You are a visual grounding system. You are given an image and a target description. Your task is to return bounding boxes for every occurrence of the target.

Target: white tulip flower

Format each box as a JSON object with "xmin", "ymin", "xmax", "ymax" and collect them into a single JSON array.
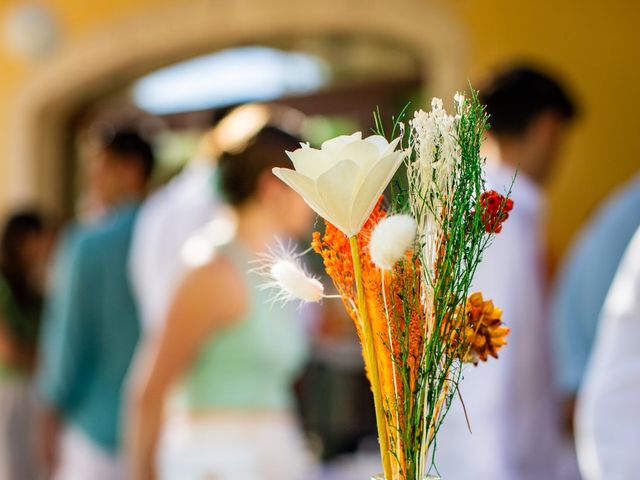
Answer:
[{"xmin": 273, "ymin": 132, "xmax": 405, "ymax": 237}]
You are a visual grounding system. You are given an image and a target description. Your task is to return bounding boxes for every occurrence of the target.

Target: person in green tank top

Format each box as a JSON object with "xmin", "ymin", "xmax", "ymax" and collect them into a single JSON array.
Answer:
[
  {"xmin": 128, "ymin": 125, "xmax": 315, "ymax": 480},
  {"xmin": 0, "ymin": 210, "xmax": 55, "ymax": 479}
]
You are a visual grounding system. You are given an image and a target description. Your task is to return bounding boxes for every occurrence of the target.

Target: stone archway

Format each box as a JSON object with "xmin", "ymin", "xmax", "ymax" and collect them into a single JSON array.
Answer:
[{"xmin": 8, "ymin": 0, "xmax": 468, "ymax": 213}]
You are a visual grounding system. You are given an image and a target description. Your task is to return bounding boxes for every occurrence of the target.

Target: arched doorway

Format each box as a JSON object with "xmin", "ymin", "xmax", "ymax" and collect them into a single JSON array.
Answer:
[{"xmin": 8, "ymin": 0, "xmax": 468, "ymax": 213}]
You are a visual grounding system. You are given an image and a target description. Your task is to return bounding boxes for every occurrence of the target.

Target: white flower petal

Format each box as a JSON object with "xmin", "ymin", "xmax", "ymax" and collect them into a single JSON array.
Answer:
[
  {"xmin": 321, "ymin": 132, "xmax": 362, "ymax": 153},
  {"xmin": 364, "ymin": 135, "xmax": 392, "ymax": 155},
  {"xmin": 384, "ymin": 136, "xmax": 402, "ymax": 156},
  {"xmin": 316, "ymin": 159, "xmax": 360, "ymax": 236},
  {"xmin": 364, "ymin": 135, "xmax": 402, "ymax": 159},
  {"xmin": 350, "ymin": 151, "xmax": 405, "ymax": 234},
  {"xmin": 286, "ymin": 147, "xmax": 333, "ymax": 180},
  {"xmin": 272, "ymin": 168, "xmax": 326, "ymax": 218},
  {"xmin": 338, "ymin": 138, "xmax": 381, "ymax": 170}
]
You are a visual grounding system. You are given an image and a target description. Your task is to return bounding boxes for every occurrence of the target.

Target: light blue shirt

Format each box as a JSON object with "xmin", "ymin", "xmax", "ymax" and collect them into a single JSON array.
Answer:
[
  {"xmin": 38, "ymin": 203, "xmax": 141, "ymax": 452},
  {"xmin": 551, "ymin": 175, "xmax": 640, "ymax": 395}
]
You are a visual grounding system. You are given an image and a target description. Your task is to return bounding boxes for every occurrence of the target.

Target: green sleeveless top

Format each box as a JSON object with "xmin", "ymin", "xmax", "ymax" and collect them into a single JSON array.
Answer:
[{"xmin": 180, "ymin": 242, "xmax": 308, "ymax": 411}]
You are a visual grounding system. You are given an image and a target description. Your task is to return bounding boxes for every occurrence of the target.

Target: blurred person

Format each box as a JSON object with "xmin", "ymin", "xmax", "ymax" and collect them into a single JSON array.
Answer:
[
  {"xmin": 35, "ymin": 137, "xmax": 111, "ymax": 477},
  {"xmin": 551, "ymin": 175, "xmax": 640, "ymax": 436},
  {"xmin": 0, "ymin": 210, "xmax": 54, "ymax": 480},
  {"xmin": 127, "ymin": 131, "xmax": 218, "ymax": 335},
  {"xmin": 129, "ymin": 104, "xmax": 271, "ymax": 334},
  {"xmin": 127, "ymin": 126, "xmax": 313, "ymax": 480},
  {"xmin": 575, "ymin": 224, "xmax": 640, "ymax": 480},
  {"xmin": 37, "ymin": 129, "xmax": 155, "ymax": 480},
  {"xmin": 436, "ymin": 66, "xmax": 578, "ymax": 480}
]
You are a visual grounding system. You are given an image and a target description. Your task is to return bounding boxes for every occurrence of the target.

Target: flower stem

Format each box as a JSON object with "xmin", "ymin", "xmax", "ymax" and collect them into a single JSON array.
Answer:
[{"xmin": 350, "ymin": 235, "xmax": 393, "ymax": 480}]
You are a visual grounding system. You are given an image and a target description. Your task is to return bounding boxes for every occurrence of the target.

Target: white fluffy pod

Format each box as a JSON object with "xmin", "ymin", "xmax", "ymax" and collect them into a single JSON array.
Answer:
[
  {"xmin": 269, "ymin": 259, "xmax": 324, "ymax": 303},
  {"xmin": 369, "ymin": 214, "xmax": 417, "ymax": 270},
  {"xmin": 253, "ymin": 240, "xmax": 325, "ymax": 305}
]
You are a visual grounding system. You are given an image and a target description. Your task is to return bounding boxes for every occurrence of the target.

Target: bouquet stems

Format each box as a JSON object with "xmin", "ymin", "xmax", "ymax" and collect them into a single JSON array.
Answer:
[{"xmin": 349, "ymin": 236, "xmax": 393, "ymax": 480}]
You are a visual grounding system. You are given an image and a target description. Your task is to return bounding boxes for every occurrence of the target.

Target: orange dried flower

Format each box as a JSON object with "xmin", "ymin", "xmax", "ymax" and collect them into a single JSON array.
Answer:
[
  {"xmin": 457, "ymin": 292, "xmax": 509, "ymax": 364},
  {"xmin": 312, "ymin": 198, "xmax": 387, "ymax": 327},
  {"xmin": 312, "ymin": 198, "xmax": 426, "ymax": 477}
]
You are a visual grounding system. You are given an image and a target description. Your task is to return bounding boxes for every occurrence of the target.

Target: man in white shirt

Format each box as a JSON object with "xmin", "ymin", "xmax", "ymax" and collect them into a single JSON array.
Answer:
[
  {"xmin": 576, "ymin": 225, "xmax": 640, "ymax": 480},
  {"xmin": 436, "ymin": 66, "xmax": 578, "ymax": 480}
]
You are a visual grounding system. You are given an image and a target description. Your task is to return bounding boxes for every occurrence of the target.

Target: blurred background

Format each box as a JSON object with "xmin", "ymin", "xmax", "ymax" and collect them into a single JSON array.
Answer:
[
  {"xmin": 0, "ymin": 1, "xmax": 639, "ymax": 479},
  {"xmin": 0, "ymin": 0, "xmax": 638, "ymax": 268}
]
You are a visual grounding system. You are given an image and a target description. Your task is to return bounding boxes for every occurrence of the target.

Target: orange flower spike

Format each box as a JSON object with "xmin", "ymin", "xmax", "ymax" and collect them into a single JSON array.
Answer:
[
  {"xmin": 311, "ymin": 198, "xmax": 429, "ymax": 477},
  {"xmin": 310, "ymin": 198, "xmax": 389, "ymax": 350}
]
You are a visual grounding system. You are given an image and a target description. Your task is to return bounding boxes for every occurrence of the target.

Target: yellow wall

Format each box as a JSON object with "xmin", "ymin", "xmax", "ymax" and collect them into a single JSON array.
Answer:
[
  {"xmin": 456, "ymin": 0, "xmax": 640, "ymax": 268},
  {"xmin": 1, "ymin": 0, "xmax": 639, "ymax": 267}
]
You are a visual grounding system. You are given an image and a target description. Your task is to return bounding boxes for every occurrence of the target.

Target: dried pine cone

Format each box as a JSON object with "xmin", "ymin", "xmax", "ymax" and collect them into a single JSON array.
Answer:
[{"xmin": 460, "ymin": 292, "xmax": 509, "ymax": 365}]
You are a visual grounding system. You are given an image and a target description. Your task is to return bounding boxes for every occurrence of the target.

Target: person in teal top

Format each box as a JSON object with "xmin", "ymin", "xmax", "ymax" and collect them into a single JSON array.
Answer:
[
  {"xmin": 0, "ymin": 210, "xmax": 54, "ymax": 480},
  {"xmin": 39, "ymin": 205, "xmax": 141, "ymax": 445},
  {"xmin": 37, "ymin": 129, "xmax": 155, "ymax": 480},
  {"xmin": 128, "ymin": 125, "xmax": 314, "ymax": 480}
]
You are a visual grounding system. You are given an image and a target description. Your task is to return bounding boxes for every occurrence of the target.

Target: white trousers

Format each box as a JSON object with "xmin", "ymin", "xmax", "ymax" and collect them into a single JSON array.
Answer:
[
  {"xmin": 158, "ymin": 412, "xmax": 311, "ymax": 480},
  {"xmin": 0, "ymin": 381, "xmax": 39, "ymax": 480},
  {"xmin": 53, "ymin": 427, "xmax": 122, "ymax": 480}
]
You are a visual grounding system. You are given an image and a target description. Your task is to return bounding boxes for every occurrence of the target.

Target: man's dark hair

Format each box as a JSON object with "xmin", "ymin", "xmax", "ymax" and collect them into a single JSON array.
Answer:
[
  {"xmin": 100, "ymin": 129, "xmax": 155, "ymax": 180},
  {"xmin": 480, "ymin": 66, "xmax": 578, "ymax": 136},
  {"xmin": 218, "ymin": 125, "xmax": 301, "ymax": 206}
]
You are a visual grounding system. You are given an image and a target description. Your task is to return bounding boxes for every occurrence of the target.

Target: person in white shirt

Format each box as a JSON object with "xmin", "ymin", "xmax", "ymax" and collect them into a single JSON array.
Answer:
[
  {"xmin": 128, "ymin": 156, "xmax": 218, "ymax": 334},
  {"xmin": 575, "ymin": 224, "xmax": 640, "ymax": 480},
  {"xmin": 128, "ymin": 104, "xmax": 273, "ymax": 333},
  {"xmin": 436, "ymin": 66, "xmax": 578, "ymax": 480}
]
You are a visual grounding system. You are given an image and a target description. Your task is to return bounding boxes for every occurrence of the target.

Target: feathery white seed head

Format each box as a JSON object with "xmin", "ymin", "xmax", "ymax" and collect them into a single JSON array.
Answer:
[
  {"xmin": 269, "ymin": 259, "xmax": 324, "ymax": 303},
  {"xmin": 252, "ymin": 239, "xmax": 325, "ymax": 305},
  {"xmin": 370, "ymin": 214, "xmax": 417, "ymax": 270}
]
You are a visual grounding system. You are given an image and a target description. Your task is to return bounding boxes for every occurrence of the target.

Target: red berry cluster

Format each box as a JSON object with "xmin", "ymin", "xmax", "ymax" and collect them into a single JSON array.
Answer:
[{"xmin": 477, "ymin": 190, "xmax": 514, "ymax": 233}]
